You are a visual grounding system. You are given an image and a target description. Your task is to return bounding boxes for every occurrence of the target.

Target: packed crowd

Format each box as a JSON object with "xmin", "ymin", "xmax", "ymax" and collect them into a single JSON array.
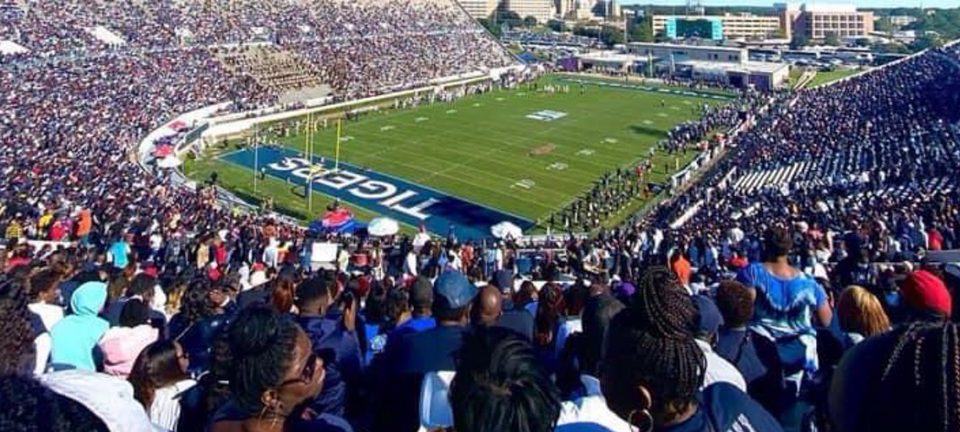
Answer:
[
  {"xmin": 0, "ymin": 0, "xmax": 515, "ymax": 100},
  {"xmin": 635, "ymin": 45, "xmax": 960, "ymax": 272},
  {"xmin": 3, "ymin": 218, "xmax": 960, "ymax": 432}
]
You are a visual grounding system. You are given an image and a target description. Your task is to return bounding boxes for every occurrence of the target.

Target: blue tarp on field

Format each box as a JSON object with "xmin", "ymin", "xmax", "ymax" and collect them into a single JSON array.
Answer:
[{"xmin": 219, "ymin": 146, "xmax": 535, "ymax": 240}]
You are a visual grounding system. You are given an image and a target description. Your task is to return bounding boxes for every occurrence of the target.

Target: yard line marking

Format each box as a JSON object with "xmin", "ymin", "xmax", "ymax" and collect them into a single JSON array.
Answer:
[
  {"xmin": 604, "ymin": 138, "xmax": 619, "ymax": 144},
  {"xmin": 446, "ymin": 109, "xmax": 457, "ymax": 114},
  {"xmin": 415, "ymin": 117, "xmax": 429, "ymax": 123}
]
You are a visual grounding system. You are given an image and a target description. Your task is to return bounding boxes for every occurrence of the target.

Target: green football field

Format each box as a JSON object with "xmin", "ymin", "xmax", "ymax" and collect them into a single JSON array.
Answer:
[{"xmin": 189, "ymin": 75, "xmax": 732, "ymax": 230}]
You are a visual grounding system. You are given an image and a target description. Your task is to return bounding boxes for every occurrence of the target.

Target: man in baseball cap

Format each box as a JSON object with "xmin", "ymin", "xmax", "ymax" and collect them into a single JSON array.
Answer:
[{"xmin": 374, "ymin": 271, "xmax": 478, "ymax": 431}]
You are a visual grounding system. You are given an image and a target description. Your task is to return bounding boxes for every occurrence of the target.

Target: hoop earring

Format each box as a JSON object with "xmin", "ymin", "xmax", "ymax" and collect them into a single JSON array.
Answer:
[{"xmin": 627, "ymin": 409, "xmax": 654, "ymax": 432}]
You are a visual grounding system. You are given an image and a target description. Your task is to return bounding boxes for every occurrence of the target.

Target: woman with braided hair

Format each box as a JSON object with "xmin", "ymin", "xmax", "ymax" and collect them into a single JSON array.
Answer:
[
  {"xmin": 830, "ymin": 320, "xmax": 960, "ymax": 432},
  {"xmin": 601, "ymin": 266, "xmax": 782, "ymax": 432}
]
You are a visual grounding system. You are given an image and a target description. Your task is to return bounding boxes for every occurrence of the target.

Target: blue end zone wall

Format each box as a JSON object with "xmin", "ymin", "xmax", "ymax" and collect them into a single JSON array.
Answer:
[{"xmin": 219, "ymin": 146, "xmax": 535, "ymax": 240}]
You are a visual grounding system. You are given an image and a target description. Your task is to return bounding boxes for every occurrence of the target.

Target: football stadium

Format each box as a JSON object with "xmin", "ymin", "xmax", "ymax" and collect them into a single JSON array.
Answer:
[
  {"xmin": 186, "ymin": 76, "xmax": 735, "ymax": 238},
  {"xmin": 2, "ymin": 0, "xmax": 960, "ymax": 432}
]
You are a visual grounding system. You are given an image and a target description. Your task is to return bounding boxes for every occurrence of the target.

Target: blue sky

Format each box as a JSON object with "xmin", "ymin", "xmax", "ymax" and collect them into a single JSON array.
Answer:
[{"xmin": 621, "ymin": 0, "xmax": 950, "ymax": 8}]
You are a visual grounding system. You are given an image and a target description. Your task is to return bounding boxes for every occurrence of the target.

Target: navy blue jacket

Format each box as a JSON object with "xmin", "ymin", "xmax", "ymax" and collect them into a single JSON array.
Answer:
[
  {"xmin": 372, "ymin": 324, "xmax": 470, "ymax": 432},
  {"xmin": 295, "ymin": 314, "xmax": 363, "ymax": 417}
]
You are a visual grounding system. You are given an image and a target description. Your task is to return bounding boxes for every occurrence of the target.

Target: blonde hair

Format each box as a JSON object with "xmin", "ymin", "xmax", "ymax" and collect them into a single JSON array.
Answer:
[{"xmin": 837, "ymin": 285, "xmax": 891, "ymax": 338}]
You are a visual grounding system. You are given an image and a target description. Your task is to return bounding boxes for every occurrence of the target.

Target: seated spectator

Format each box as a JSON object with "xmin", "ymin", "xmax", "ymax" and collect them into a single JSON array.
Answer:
[
  {"xmin": 601, "ymin": 266, "xmax": 783, "ymax": 432},
  {"xmin": 128, "ymin": 340, "xmax": 199, "ymax": 431},
  {"xmin": 99, "ymin": 299, "xmax": 160, "ymax": 377},
  {"xmin": 50, "ymin": 281, "xmax": 109, "ymax": 371},
  {"xmin": 449, "ymin": 326, "xmax": 561, "ymax": 432}
]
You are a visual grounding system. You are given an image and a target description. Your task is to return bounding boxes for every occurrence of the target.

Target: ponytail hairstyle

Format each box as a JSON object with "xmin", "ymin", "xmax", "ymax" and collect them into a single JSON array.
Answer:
[{"xmin": 128, "ymin": 341, "xmax": 187, "ymax": 410}]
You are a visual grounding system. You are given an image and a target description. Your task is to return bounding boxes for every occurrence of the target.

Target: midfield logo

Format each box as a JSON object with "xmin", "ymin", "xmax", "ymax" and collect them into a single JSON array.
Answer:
[{"xmin": 526, "ymin": 110, "xmax": 568, "ymax": 122}]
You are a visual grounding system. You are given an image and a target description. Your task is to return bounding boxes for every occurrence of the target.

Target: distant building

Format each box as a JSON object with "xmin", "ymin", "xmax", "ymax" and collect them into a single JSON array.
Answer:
[
  {"xmin": 777, "ymin": 3, "xmax": 874, "ymax": 41},
  {"xmin": 626, "ymin": 42, "xmax": 749, "ymax": 63},
  {"xmin": 575, "ymin": 44, "xmax": 789, "ymax": 90},
  {"xmin": 503, "ymin": 0, "xmax": 555, "ymax": 23},
  {"xmin": 885, "ymin": 15, "xmax": 917, "ymax": 28},
  {"xmin": 460, "ymin": 0, "xmax": 500, "ymax": 19},
  {"xmin": 653, "ymin": 13, "xmax": 782, "ymax": 40}
]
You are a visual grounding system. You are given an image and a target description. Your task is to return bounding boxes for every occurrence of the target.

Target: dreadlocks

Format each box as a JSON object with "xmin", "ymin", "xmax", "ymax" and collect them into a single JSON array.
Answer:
[{"xmin": 602, "ymin": 266, "xmax": 705, "ymax": 426}]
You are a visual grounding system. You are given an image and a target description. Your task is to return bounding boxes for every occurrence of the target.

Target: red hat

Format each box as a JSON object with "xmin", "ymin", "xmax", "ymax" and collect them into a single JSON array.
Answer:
[
  {"xmin": 142, "ymin": 265, "xmax": 159, "ymax": 278},
  {"xmin": 901, "ymin": 270, "xmax": 952, "ymax": 318}
]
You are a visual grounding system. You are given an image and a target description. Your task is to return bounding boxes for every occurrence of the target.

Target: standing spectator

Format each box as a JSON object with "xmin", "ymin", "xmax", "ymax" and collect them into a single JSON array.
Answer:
[
  {"xmin": 829, "ymin": 321, "xmax": 960, "ymax": 432},
  {"xmin": 738, "ymin": 227, "xmax": 832, "ymax": 379},
  {"xmin": 690, "ymin": 294, "xmax": 747, "ymax": 391},
  {"xmin": 294, "ymin": 276, "xmax": 362, "ymax": 417},
  {"xmin": 374, "ymin": 271, "xmax": 477, "ymax": 432},
  {"xmin": 129, "ymin": 340, "xmax": 199, "ymax": 431},
  {"xmin": 449, "ymin": 326, "xmax": 561, "ymax": 432},
  {"xmin": 601, "ymin": 266, "xmax": 783, "ymax": 432},
  {"xmin": 28, "ymin": 269, "xmax": 65, "ymax": 332},
  {"xmin": 99, "ymin": 299, "xmax": 160, "ymax": 378},
  {"xmin": 836, "ymin": 286, "xmax": 891, "ymax": 345},
  {"xmin": 50, "ymin": 281, "xmax": 109, "ymax": 371},
  {"xmin": 210, "ymin": 306, "xmax": 350, "ymax": 432}
]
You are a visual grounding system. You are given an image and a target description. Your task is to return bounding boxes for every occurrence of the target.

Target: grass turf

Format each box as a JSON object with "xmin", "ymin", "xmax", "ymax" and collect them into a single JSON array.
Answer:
[
  {"xmin": 193, "ymin": 75, "xmax": 726, "ymax": 231},
  {"xmin": 809, "ymin": 68, "xmax": 860, "ymax": 88}
]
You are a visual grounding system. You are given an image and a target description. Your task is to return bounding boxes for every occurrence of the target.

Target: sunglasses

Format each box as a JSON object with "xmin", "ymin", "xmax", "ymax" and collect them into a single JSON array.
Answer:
[{"xmin": 279, "ymin": 352, "xmax": 319, "ymax": 387}]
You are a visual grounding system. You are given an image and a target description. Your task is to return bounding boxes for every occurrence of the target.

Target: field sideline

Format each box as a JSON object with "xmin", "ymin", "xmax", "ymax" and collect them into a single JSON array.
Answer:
[{"xmin": 188, "ymin": 75, "xmax": 730, "ymax": 236}]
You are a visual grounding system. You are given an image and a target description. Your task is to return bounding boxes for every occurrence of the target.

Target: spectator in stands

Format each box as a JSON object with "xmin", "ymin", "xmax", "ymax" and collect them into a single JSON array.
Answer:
[
  {"xmin": 50, "ymin": 281, "xmax": 109, "ymax": 371},
  {"xmin": 899, "ymin": 269, "xmax": 953, "ymax": 321},
  {"xmin": 601, "ymin": 266, "xmax": 783, "ymax": 432},
  {"xmin": 0, "ymin": 274, "xmax": 39, "ymax": 375},
  {"xmin": 28, "ymin": 269, "xmax": 65, "ymax": 333},
  {"xmin": 393, "ymin": 277, "xmax": 436, "ymax": 334},
  {"xmin": 580, "ymin": 292, "xmax": 624, "ymax": 376},
  {"xmin": 714, "ymin": 280, "xmax": 769, "ymax": 387},
  {"xmin": 690, "ymin": 294, "xmax": 747, "ymax": 391},
  {"xmin": 830, "ymin": 321, "xmax": 960, "ymax": 432},
  {"xmin": 374, "ymin": 271, "xmax": 477, "ymax": 432},
  {"xmin": 99, "ymin": 299, "xmax": 160, "ymax": 378},
  {"xmin": 737, "ymin": 227, "xmax": 832, "ymax": 380},
  {"xmin": 211, "ymin": 306, "xmax": 350, "ymax": 432},
  {"xmin": 449, "ymin": 326, "xmax": 562, "ymax": 432},
  {"xmin": 836, "ymin": 286, "xmax": 891, "ymax": 345},
  {"xmin": 490, "ymin": 270, "xmax": 534, "ymax": 340},
  {"xmin": 471, "ymin": 284, "xmax": 503, "ymax": 327},
  {"xmin": 294, "ymin": 276, "xmax": 362, "ymax": 417},
  {"xmin": 128, "ymin": 340, "xmax": 199, "ymax": 431}
]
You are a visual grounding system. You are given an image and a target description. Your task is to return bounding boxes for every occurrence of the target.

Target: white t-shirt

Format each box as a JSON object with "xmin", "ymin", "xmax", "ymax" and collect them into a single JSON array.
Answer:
[
  {"xmin": 28, "ymin": 302, "xmax": 64, "ymax": 332},
  {"xmin": 696, "ymin": 339, "xmax": 747, "ymax": 392},
  {"xmin": 149, "ymin": 379, "xmax": 197, "ymax": 431}
]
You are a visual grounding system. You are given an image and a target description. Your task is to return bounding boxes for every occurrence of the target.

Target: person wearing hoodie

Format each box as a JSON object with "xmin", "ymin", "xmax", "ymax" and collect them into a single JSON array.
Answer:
[
  {"xmin": 99, "ymin": 299, "xmax": 160, "ymax": 378},
  {"xmin": 294, "ymin": 276, "xmax": 362, "ymax": 417},
  {"xmin": 50, "ymin": 281, "xmax": 109, "ymax": 371}
]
